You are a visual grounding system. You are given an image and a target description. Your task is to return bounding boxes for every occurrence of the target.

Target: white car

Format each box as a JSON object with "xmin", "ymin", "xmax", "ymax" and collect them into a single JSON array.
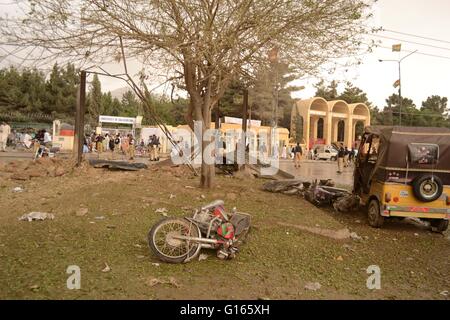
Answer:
[{"xmin": 313, "ymin": 145, "xmax": 338, "ymax": 161}]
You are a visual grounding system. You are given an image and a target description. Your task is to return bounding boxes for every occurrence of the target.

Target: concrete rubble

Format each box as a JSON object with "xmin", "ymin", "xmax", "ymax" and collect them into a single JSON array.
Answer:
[{"xmin": 0, "ymin": 157, "xmax": 72, "ymax": 181}]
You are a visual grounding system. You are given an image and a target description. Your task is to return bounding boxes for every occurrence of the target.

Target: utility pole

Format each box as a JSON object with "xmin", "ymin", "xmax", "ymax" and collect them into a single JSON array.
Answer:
[
  {"xmin": 74, "ymin": 71, "xmax": 86, "ymax": 166},
  {"xmin": 379, "ymin": 49, "xmax": 417, "ymax": 126}
]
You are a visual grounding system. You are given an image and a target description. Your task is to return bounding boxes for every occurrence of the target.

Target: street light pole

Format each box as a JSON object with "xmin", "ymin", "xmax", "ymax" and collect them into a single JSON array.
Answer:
[{"xmin": 379, "ymin": 49, "xmax": 417, "ymax": 126}]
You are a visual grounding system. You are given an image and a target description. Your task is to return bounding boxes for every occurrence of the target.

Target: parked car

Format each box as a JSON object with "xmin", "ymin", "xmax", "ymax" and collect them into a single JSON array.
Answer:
[{"xmin": 312, "ymin": 144, "xmax": 338, "ymax": 161}]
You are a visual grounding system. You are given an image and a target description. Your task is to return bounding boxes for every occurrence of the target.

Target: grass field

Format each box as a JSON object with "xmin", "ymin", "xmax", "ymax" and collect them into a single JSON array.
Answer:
[{"xmin": 0, "ymin": 161, "xmax": 449, "ymax": 299}]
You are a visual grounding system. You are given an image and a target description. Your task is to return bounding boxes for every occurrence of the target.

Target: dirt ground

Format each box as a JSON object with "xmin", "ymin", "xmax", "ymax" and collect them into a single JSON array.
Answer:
[{"xmin": 0, "ymin": 158, "xmax": 449, "ymax": 300}]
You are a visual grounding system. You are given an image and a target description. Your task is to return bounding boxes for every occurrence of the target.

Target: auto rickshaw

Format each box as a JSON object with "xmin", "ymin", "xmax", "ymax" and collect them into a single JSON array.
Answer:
[{"xmin": 354, "ymin": 126, "xmax": 450, "ymax": 232}]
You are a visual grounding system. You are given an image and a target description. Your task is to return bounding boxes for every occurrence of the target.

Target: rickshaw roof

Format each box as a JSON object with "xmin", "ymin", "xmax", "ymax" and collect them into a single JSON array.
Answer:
[{"xmin": 364, "ymin": 126, "xmax": 450, "ymax": 170}]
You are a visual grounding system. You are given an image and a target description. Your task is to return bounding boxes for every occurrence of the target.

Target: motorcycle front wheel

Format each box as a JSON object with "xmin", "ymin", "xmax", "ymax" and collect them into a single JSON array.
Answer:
[{"xmin": 148, "ymin": 218, "xmax": 201, "ymax": 263}]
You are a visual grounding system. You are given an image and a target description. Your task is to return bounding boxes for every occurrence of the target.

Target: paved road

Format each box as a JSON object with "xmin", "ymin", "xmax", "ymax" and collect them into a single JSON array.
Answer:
[
  {"xmin": 1, "ymin": 149, "xmax": 354, "ymax": 186},
  {"xmin": 278, "ymin": 159, "xmax": 354, "ymax": 187}
]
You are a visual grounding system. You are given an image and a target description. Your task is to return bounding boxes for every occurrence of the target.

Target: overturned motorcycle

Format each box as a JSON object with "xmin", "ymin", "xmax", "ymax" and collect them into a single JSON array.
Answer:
[{"xmin": 148, "ymin": 200, "xmax": 251, "ymax": 263}]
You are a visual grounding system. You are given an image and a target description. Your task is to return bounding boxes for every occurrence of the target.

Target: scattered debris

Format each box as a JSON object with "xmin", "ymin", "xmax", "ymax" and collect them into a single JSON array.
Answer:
[
  {"xmin": 185, "ymin": 186, "xmax": 195, "ymax": 189},
  {"xmin": 343, "ymin": 244, "xmax": 354, "ymax": 252},
  {"xmin": 89, "ymin": 159, "xmax": 148, "ymax": 171},
  {"xmin": 76, "ymin": 208, "xmax": 89, "ymax": 217},
  {"xmin": 304, "ymin": 282, "xmax": 321, "ymax": 291},
  {"xmin": 200, "ymin": 194, "xmax": 206, "ymax": 199},
  {"xmin": 277, "ymin": 222, "xmax": 351, "ymax": 240},
  {"xmin": 198, "ymin": 253, "xmax": 209, "ymax": 261},
  {"xmin": 29, "ymin": 285, "xmax": 40, "ymax": 291},
  {"xmin": 169, "ymin": 194, "xmax": 176, "ymax": 199},
  {"xmin": 151, "ymin": 263, "xmax": 160, "ymax": 267},
  {"xmin": 350, "ymin": 232, "xmax": 362, "ymax": 241},
  {"xmin": 263, "ymin": 180, "xmax": 304, "ymax": 193},
  {"xmin": 12, "ymin": 186, "xmax": 23, "ymax": 193},
  {"xmin": 333, "ymin": 195, "xmax": 361, "ymax": 213},
  {"xmin": 146, "ymin": 276, "xmax": 181, "ymax": 288},
  {"xmin": 155, "ymin": 208, "xmax": 168, "ymax": 216},
  {"xmin": 440, "ymin": 290, "xmax": 448, "ymax": 296},
  {"xmin": 136, "ymin": 255, "xmax": 145, "ymax": 259},
  {"xmin": 335, "ymin": 255, "xmax": 344, "ymax": 261},
  {"xmin": 19, "ymin": 212, "xmax": 55, "ymax": 222},
  {"xmin": 414, "ymin": 233, "xmax": 419, "ymax": 236},
  {"xmin": 95, "ymin": 216, "xmax": 105, "ymax": 220},
  {"xmin": 101, "ymin": 263, "xmax": 111, "ymax": 273},
  {"xmin": 133, "ymin": 244, "xmax": 143, "ymax": 248},
  {"xmin": 232, "ymin": 165, "xmax": 258, "ymax": 179}
]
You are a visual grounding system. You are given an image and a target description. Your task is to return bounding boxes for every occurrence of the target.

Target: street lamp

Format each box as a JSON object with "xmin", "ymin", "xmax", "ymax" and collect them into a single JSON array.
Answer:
[{"xmin": 379, "ymin": 49, "xmax": 418, "ymax": 126}]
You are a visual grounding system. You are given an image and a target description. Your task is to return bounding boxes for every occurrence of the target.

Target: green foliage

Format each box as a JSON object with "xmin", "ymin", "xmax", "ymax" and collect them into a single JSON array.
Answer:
[
  {"xmin": 0, "ymin": 64, "xmax": 189, "ymax": 126},
  {"xmin": 314, "ymin": 80, "xmax": 449, "ymax": 128}
]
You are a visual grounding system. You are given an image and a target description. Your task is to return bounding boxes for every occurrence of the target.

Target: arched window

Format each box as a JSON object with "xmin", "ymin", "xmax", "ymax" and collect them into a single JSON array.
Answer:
[
  {"xmin": 337, "ymin": 120, "xmax": 345, "ymax": 142},
  {"xmin": 317, "ymin": 118, "xmax": 324, "ymax": 139}
]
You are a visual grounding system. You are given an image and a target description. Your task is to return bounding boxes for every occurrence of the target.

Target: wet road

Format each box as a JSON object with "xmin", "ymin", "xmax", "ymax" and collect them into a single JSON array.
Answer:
[{"xmin": 278, "ymin": 159, "xmax": 354, "ymax": 187}]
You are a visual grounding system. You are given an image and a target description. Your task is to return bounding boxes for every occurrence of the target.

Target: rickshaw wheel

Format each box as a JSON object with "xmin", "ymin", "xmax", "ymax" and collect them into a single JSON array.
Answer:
[
  {"xmin": 368, "ymin": 199, "xmax": 384, "ymax": 228},
  {"xmin": 430, "ymin": 219, "xmax": 449, "ymax": 233}
]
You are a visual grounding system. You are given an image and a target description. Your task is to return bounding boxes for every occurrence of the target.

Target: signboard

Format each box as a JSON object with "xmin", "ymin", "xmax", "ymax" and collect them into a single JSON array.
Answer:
[
  {"xmin": 224, "ymin": 116, "xmax": 261, "ymax": 127},
  {"xmin": 99, "ymin": 115, "xmax": 136, "ymax": 125}
]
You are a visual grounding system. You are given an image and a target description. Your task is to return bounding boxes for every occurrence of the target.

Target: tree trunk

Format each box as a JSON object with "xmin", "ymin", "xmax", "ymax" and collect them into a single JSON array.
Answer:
[{"xmin": 200, "ymin": 104, "xmax": 214, "ymax": 189}]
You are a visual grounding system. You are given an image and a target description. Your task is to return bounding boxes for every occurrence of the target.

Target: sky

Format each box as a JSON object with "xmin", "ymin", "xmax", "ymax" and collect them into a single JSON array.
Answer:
[
  {"xmin": 290, "ymin": 0, "xmax": 450, "ymax": 109},
  {"xmin": 2, "ymin": 0, "xmax": 450, "ymax": 110}
]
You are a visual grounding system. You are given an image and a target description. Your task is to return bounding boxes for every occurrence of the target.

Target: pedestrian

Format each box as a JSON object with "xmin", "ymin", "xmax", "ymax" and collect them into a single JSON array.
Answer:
[
  {"xmin": 349, "ymin": 147, "xmax": 356, "ymax": 164},
  {"xmin": 114, "ymin": 134, "xmax": 121, "ymax": 156},
  {"xmin": 23, "ymin": 131, "xmax": 32, "ymax": 149},
  {"xmin": 293, "ymin": 142, "xmax": 303, "ymax": 168},
  {"xmin": 128, "ymin": 134, "xmax": 135, "ymax": 160},
  {"xmin": 121, "ymin": 134, "xmax": 129, "ymax": 156},
  {"xmin": 281, "ymin": 145, "xmax": 287, "ymax": 159},
  {"xmin": 259, "ymin": 142, "xmax": 267, "ymax": 163},
  {"xmin": 104, "ymin": 133, "xmax": 110, "ymax": 151},
  {"xmin": 344, "ymin": 147, "xmax": 349, "ymax": 167},
  {"xmin": 337, "ymin": 144, "xmax": 345, "ymax": 174},
  {"xmin": 0, "ymin": 121, "xmax": 11, "ymax": 152},
  {"xmin": 95, "ymin": 133, "xmax": 104, "ymax": 153},
  {"xmin": 90, "ymin": 132, "xmax": 96, "ymax": 152},
  {"xmin": 149, "ymin": 134, "xmax": 160, "ymax": 161},
  {"xmin": 108, "ymin": 135, "xmax": 115, "ymax": 154}
]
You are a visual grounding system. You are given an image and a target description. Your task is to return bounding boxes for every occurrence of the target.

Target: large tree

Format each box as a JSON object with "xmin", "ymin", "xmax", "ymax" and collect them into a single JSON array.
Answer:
[{"xmin": 1, "ymin": 0, "xmax": 374, "ymax": 188}]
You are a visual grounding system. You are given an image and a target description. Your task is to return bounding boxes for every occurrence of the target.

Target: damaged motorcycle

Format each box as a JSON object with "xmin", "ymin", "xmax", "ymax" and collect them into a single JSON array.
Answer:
[{"xmin": 148, "ymin": 200, "xmax": 251, "ymax": 263}]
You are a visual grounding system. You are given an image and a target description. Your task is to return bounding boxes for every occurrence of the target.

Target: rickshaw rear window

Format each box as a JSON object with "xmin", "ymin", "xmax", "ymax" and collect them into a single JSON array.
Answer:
[{"xmin": 408, "ymin": 143, "xmax": 439, "ymax": 165}]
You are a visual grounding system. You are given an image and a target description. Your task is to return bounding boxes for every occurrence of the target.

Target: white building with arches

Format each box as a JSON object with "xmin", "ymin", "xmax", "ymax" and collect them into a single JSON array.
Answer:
[{"xmin": 291, "ymin": 97, "xmax": 371, "ymax": 150}]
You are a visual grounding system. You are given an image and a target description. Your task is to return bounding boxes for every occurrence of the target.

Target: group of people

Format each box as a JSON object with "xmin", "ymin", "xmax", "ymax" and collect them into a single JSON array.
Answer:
[
  {"xmin": 83, "ymin": 132, "xmax": 161, "ymax": 161},
  {"xmin": 0, "ymin": 121, "xmax": 52, "ymax": 153},
  {"xmin": 337, "ymin": 145, "xmax": 356, "ymax": 174}
]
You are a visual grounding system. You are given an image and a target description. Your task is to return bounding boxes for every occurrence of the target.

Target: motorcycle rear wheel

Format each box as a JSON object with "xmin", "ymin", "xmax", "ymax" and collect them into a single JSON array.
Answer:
[{"xmin": 148, "ymin": 218, "xmax": 201, "ymax": 263}]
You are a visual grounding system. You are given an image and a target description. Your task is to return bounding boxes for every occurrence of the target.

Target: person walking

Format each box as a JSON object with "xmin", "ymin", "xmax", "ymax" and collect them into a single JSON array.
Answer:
[
  {"xmin": 293, "ymin": 142, "xmax": 303, "ymax": 168},
  {"xmin": 114, "ymin": 134, "xmax": 121, "ymax": 157},
  {"xmin": 128, "ymin": 134, "xmax": 136, "ymax": 160},
  {"xmin": 0, "ymin": 121, "xmax": 11, "ymax": 152},
  {"xmin": 349, "ymin": 147, "xmax": 356, "ymax": 165},
  {"xmin": 104, "ymin": 133, "xmax": 110, "ymax": 152},
  {"xmin": 95, "ymin": 133, "xmax": 104, "ymax": 154},
  {"xmin": 149, "ymin": 134, "xmax": 160, "ymax": 161},
  {"xmin": 281, "ymin": 145, "xmax": 287, "ymax": 159},
  {"xmin": 108, "ymin": 135, "xmax": 115, "ymax": 158},
  {"xmin": 343, "ymin": 146, "xmax": 350, "ymax": 168},
  {"xmin": 337, "ymin": 144, "xmax": 345, "ymax": 174},
  {"xmin": 259, "ymin": 142, "xmax": 267, "ymax": 163}
]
